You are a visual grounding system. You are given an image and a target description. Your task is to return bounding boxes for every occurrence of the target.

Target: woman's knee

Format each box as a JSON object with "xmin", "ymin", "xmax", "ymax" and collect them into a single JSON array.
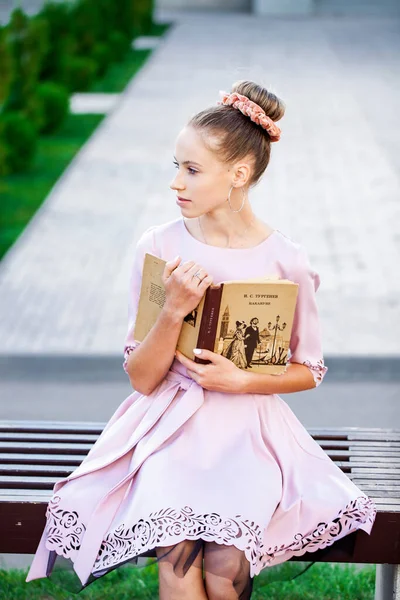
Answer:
[
  {"xmin": 156, "ymin": 540, "xmax": 205, "ymax": 599},
  {"xmin": 203, "ymin": 542, "xmax": 253, "ymax": 600}
]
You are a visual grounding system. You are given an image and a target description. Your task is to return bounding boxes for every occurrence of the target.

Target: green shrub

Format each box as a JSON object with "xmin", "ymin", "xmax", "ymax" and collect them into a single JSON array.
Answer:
[
  {"xmin": 0, "ymin": 26, "xmax": 13, "ymax": 107},
  {"xmin": 0, "ymin": 137, "xmax": 11, "ymax": 176},
  {"xmin": 91, "ymin": 42, "xmax": 113, "ymax": 78},
  {"xmin": 132, "ymin": 0, "xmax": 155, "ymax": 36},
  {"xmin": 5, "ymin": 9, "xmax": 49, "ymax": 112},
  {"xmin": 37, "ymin": 1, "xmax": 75, "ymax": 85},
  {"xmin": 70, "ymin": 0, "xmax": 102, "ymax": 58},
  {"xmin": 107, "ymin": 30, "xmax": 130, "ymax": 62},
  {"xmin": 36, "ymin": 82, "xmax": 69, "ymax": 133},
  {"xmin": 0, "ymin": 111, "xmax": 37, "ymax": 174},
  {"xmin": 64, "ymin": 56, "xmax": 97, "ymax": 92},
  {"xmin": 114, "ymin": 0, "xmax": 135, "ymax": 39},
  {"xmin": 22, "ymin": 93, "xmax": 46, "ymax": 133}
]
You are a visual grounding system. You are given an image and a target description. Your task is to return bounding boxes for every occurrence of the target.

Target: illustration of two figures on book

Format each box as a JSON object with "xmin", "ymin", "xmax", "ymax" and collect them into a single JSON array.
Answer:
[{"xmin": 184, "ymin": 306, "xmax": 288, "ymax": 370}]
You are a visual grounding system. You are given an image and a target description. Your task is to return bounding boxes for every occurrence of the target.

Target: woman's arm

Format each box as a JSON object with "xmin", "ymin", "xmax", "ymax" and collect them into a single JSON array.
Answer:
[
  {"xmin": 124, "ymin": 306, "xmax": 184, "ymax": 396},
  {"xmin": 124, "ymin": 252, "xmax": 214, "ymax": 396},
  {"xmin": 175, "ymin": 349, "xmax": 316, "ymax": 394},
  {"xmin": 239, "ymin": 362, "xmax": 316, "ymax": 394}
]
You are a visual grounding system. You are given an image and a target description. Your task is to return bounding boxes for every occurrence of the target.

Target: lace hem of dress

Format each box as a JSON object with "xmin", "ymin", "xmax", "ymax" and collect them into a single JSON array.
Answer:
[
  {"xmin": 302, "ymin": 359, "xmax": 328, "ymax": 387},
  {"xmin": 45, "ymin": 494, "xmax": 376, "ymax": 579}
]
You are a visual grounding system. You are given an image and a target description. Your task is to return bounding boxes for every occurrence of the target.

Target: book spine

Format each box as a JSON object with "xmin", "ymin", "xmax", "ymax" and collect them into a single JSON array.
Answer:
[{"xmin": 195, "ymin": 285, "xmax": 223, "ymax": 365}]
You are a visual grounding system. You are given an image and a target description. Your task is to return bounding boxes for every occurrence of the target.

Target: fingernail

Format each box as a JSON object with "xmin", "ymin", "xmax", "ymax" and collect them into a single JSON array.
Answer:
[{"xmin": 193, "ymin": 348, "xmax": 202, "ymax": 355}]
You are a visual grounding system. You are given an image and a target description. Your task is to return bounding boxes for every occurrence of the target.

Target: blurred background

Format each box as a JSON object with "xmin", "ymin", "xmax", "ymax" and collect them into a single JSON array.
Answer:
[
  {"xmin": 0, "ymin": 0, "xmax": 399, "ymax": 426},
  {"xmin": 0, "ymin": 0, "xmax": 399, "ymax": 587}
]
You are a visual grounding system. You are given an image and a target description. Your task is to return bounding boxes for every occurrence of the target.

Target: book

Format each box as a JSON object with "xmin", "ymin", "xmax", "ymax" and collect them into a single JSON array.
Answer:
[{"xmin": 133, "ymin": 253, "xmax": 299, "ymax": 375}]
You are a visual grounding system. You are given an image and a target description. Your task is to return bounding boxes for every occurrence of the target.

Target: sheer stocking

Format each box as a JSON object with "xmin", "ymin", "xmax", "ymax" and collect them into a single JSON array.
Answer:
[{"xmin": 203, "ymin": 541, "xmax": 253, "ymax": 600}]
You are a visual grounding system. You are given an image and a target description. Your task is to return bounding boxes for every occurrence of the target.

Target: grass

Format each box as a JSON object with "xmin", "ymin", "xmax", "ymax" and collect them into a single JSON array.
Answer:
[
  {"xmin": 89, "ymin": 48, "xmax": 153, "ymax": 93},
  {"xmin": 0, "ymin": 113, "xmax": 105, "ymax": 261},
  {"xmin": 0, "ymin": 21, "xmax": 172, "ymax": 262},
  {"xmin": 89, "ymin": 22, "xmax": 172, "ymax": 93},
  {"xmin": 0, "ymin": 560, "xmax": 376, "ymax": 600}
]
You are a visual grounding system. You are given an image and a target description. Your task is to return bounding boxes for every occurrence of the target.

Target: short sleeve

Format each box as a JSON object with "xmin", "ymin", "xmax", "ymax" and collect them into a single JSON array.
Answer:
[
  {"xmin": 287, "ymin": 246, "xmax": 328, "ymax": 387},
  {"xmin": 123, "ymin": 226, "xmax": 157, "ymax": 373}
]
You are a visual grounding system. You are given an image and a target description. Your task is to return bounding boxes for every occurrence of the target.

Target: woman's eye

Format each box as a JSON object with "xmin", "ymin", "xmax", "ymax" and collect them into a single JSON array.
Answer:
[{"xmin": 173, "ymin": 162, "xmax": 197, "ymax": 175}]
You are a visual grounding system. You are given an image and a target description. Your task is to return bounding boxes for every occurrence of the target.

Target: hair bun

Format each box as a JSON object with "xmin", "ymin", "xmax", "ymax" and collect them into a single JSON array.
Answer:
[
  {"xmin": 217, "ymin": 90, "xmax": 282, "ymax": 142},
  {"xmin": 231, "ymin": 80, "xmax": 285, "ymax": 122}
]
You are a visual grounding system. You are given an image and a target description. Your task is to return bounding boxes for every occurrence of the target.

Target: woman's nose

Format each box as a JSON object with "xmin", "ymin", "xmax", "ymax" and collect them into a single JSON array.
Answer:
[{"xmin": 169, "ymin": 175, "xmax": 184, "ymax": 191}]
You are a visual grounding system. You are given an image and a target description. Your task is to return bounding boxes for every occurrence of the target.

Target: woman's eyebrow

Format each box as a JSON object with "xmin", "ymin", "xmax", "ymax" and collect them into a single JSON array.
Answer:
[{"xmin": 173, "ymin": 156, "xmax": 202, "ymax": 167}]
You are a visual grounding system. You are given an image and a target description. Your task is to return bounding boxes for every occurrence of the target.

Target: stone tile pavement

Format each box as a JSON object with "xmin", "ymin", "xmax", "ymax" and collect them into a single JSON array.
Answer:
[{"xmin": 0, "ymin": 9, "xmax": 399, "ymax": 357}]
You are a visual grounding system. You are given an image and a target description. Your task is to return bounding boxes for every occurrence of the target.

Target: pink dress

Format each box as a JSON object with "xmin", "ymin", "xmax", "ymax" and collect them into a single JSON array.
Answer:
[{"xmin": 26, "ymin": 217, "xmax": 377, "ymax": 591}]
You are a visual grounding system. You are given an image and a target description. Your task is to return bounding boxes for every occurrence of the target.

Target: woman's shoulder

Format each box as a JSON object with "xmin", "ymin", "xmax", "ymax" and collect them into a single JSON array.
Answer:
[
  {"xmin": 135, "ymin": 217, "xmax": 182, "ymax": 251},
  {"xmin": 138, "ymin": 217, "xmax": 181, "ymax": 240},
  {"xmin": 273, "ymin": 229, "xmax": 316, "ymax": 283},
  {"xmin": 274, "ymin": 229, "xmax": 307, "ymax": 260}
]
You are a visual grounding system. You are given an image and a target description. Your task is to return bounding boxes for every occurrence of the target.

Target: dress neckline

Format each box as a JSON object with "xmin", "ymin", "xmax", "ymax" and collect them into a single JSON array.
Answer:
[{"xmin": 180, "ymin": 217, "xmax": 280, "ymax": 252}]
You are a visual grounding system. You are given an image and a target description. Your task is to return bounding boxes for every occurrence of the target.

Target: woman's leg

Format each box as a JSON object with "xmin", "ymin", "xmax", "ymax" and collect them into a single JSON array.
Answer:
[
  {"xmin": 203, "ymin": 542, "xmax": 254, "ymax": 600},
  {"xmin": 156, "ymin": 540, "xmax": 208, "ymax": 600}
]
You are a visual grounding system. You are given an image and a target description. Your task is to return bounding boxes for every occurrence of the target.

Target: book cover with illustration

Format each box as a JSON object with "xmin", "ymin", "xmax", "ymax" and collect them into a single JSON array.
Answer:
[{"xmin": 134, "ymin": 253, "xmax": 299, "ymax": 375}]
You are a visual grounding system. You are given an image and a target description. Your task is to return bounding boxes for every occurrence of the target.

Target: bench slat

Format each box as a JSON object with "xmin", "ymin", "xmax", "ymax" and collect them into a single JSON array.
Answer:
[
  {"xmin": 0, "ymin": 476, "xmax": 61, "ymax": 489},
  {"xmin": 350, "ymin": 482, "xmax": 400, "ymax": 494},
  {"xmin": 0, "ymin": 465, "xmax": 79, "ymax": 475},
  {"xmin": 0, "ymin": 432, "xmax": 99, "ymax": 442},
  {"xmin": 0, "ymin": 442, "xmax": 93, "ymax": 453},
  {"xmin": 350, "ymin": 468, "xmax": 400, "ymax": 476},
  {"xmin": 0, "ymin": 422, "xmax": 398, "ymax": 436},
  {"xmin": 0, "ymin": 420, "xmax": 105, "ymax": 433},
  {"xmin": 0, "ymin": 453, "xmax": 87, "ymax": 464},
  {"xmin": 4, "ymin": 491, "xmax": 399, "ymax": 509},
  {"xmin": 1, "ymin": 462, "xmax": 397, "ymax": 476}
]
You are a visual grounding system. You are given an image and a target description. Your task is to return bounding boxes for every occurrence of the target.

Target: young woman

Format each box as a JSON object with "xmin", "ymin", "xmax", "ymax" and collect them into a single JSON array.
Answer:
[{"xmin": 26, "ymin": 80, "xmax": 377, "ymax": 599}]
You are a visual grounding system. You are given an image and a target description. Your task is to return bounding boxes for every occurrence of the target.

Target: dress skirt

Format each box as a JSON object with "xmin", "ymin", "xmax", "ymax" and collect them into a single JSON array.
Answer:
[{"xmin": 25, "ymin": 367, "xmax": 377, "ymax": 593}]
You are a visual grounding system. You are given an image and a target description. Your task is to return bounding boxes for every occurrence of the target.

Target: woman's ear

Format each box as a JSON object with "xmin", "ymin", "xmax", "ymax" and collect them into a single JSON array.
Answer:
[{"xmin": 232, "ymin": 158, "xmax": 252, "ymax": 187}]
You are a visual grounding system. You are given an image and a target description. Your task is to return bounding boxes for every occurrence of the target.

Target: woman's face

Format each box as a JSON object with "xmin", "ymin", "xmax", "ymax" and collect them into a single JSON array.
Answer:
[{"xmin": 170, "ymin": 126, "xmax": 251, "ymax": 217}]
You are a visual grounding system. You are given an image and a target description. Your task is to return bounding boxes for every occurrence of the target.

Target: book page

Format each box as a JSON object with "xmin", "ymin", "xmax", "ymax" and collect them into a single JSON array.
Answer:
[
  {"xmin": 176, "ymin": 293, "xmax": 206, "ymax": 358},
  {"xmin": 134, "ymin": 254, "xmax": 167, "ymax": 343},
  {"xmin": 134, "ymin": 253, "xmax": 205, "ymax": 356},
  {"xmin": 214, "ymin": 281, "xmax": 299, "ymax": 375}
]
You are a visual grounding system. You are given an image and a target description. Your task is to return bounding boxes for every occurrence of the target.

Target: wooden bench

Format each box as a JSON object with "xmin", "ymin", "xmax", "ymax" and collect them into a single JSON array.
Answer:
[{"xmin": 0, "ymin": 420, "xmax": 399, "ymax": 599}]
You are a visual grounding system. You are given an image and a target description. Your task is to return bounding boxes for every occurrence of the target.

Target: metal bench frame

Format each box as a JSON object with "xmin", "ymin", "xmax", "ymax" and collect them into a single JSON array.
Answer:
[{"xmin": 0, "ymin": 420, "xmax": 399, "ymax": 599}]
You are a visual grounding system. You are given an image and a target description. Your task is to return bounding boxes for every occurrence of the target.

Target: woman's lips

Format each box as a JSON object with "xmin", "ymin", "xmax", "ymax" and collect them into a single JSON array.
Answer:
[{"xmin": 176, "ymin": 197, "xmax": 191, "ymax": 204}]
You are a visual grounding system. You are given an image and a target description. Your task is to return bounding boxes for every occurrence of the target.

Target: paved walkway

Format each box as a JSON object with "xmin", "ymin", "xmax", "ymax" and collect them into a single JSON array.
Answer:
[{"xmin": 0, "ymin": 9, "xmax": 399, "ymax": 357}]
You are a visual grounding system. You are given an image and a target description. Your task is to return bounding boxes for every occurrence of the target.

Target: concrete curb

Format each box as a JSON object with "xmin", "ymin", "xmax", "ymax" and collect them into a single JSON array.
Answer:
[{"xmin": 0, "ymin": 355, "xmax": 399, "ymax": 383}]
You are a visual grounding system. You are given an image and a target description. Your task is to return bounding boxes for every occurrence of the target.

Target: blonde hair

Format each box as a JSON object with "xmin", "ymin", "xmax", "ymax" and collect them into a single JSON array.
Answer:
[{"xmin": 188, "ymin": 80, "xmax": 285, "ymax": 187}]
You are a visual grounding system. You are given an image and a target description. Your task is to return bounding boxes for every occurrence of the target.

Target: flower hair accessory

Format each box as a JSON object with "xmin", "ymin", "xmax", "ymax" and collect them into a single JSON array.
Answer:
[{"xmin": 217, "ymin": 90, "xmax": 282, "ymax": 142}]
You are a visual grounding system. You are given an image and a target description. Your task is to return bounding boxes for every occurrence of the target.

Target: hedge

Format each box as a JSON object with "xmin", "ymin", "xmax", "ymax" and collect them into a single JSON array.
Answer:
[{"xmin": 0, "ymin": 0, "xmax": 155, "ymax": 175}]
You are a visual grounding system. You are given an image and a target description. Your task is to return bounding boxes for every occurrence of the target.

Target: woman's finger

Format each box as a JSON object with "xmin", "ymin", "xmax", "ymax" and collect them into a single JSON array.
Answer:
[
  {"xmin": 198, "ymin": 274, "xmax": 213, "ymax": 289},
  {"xmin": 164, "ymin": 255, "xmax": 181, "ymax": 278},
  {"xmin": 175, "ymin": 350, "xmax": 202, "ymax": 374}
]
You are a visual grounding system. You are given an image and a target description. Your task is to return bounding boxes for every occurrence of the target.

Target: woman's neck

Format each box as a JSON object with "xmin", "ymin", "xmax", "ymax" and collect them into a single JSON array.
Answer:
[{"xmin": 195, "ymin": 210, "xmax": 273, "ymax": 249}]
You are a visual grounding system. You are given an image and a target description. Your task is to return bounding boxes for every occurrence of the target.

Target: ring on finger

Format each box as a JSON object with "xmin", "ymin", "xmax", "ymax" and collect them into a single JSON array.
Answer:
[{"xmin": 192, "ymin": 269, "xmax": 203, "ymax": 282}]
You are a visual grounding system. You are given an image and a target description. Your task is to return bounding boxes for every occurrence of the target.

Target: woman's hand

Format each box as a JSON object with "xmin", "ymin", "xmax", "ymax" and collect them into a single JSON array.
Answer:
[
  {"xmin": 162, "ymin": 256, "xmax": 213, "ymax": 320},
  {"xmin": 174, "ymin": 348, "xmax": 246, "ymax": 393}
]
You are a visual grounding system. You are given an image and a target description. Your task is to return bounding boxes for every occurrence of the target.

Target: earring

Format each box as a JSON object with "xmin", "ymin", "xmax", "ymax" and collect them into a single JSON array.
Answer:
[{"xmin": 228, "ymin": 186, "xmax": 246, "ymax": 213}]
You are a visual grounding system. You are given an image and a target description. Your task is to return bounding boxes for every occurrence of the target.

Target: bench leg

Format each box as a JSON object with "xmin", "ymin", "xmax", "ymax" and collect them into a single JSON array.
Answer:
[{"xmin": 375, "ymin": 564, "xmax": 400, "ymax": 600}]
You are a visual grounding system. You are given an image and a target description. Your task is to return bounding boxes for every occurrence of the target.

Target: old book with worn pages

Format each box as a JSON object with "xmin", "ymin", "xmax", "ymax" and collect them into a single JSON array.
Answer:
[{"xmin": 134, "ymin": 253, "xmax": 299, "ymax": 375}]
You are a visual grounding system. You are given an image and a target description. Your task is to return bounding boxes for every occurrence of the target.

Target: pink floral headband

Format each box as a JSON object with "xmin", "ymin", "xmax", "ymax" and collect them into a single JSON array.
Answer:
[{"xmin": 217, "ymin": 90, "xmax": 282, "ymax": 142}]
